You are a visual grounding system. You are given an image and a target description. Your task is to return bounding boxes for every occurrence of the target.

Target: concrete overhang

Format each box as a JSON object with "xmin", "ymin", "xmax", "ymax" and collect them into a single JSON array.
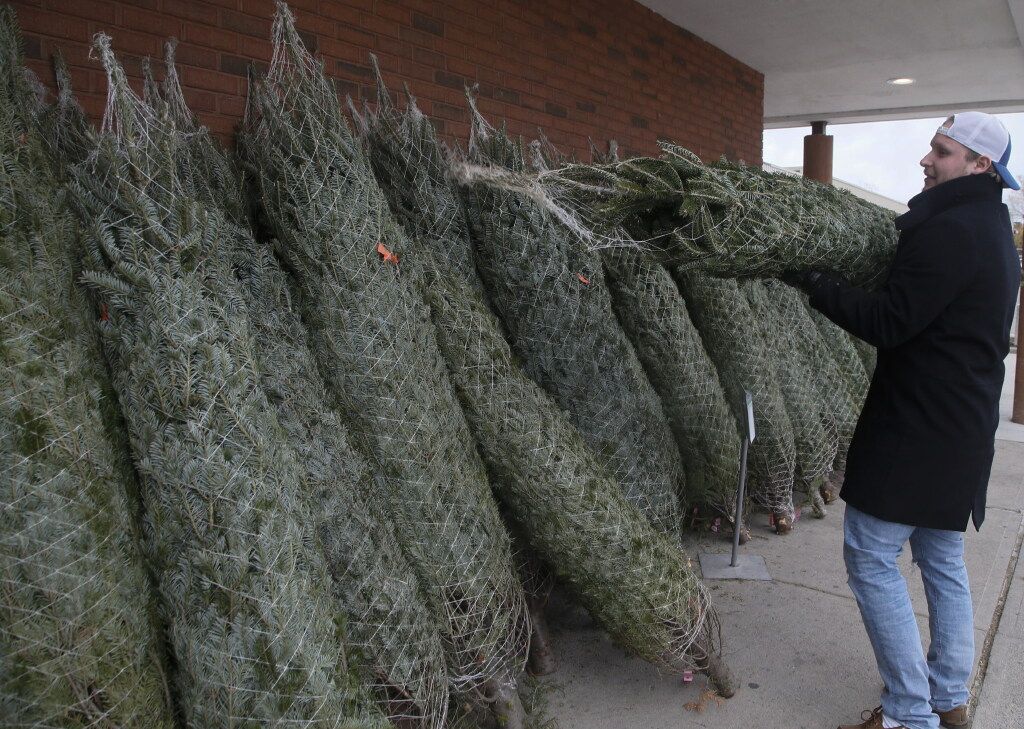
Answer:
[{"xmin": 637, "ymin": 0, "xmax": 1024, "ymax": 128}]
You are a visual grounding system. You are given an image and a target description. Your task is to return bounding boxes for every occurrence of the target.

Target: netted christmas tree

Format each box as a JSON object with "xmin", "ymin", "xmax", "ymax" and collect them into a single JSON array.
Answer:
[
  {"xmin": 418, "ymin": 252, "xmax": 736, "ymax": 697},
  {"xmin": 801, "ymin": 301, "xmax": 875, "ymax": 490},
  {"xmin": 576, "ymin": 141, "xmax": 741, "ymax": 526},
  {"xmin": 743, "ymin": 279, "xmax": 837, "ymax": 515},
  {"xmin": 675, "ymin": 270, "xmax": 798, "ymax": 532},
  {"xmin": 354, "ymin": 56, "xmax": 485, "ymax": 299},
  {"xmin": 0, "ymin": 11, "xmax": 175, "ymax": 725},
  {"xmin": 851, "ymin": 335, "xmax": 878, "ymax": 376},
  {"xmin": 534, "ymin": 144, "xmax": 898, "ymax": 285},
  {"xmin": 761, "ymin": 282, "xmax": 861, "ymax": 498},
  {"xmin": 601, "ymin": 249, "xmax": 741, "ymax": 521},
  {"xmin": 35, "ymin": 50, "xmax": 92, "ymax": 167},
  {"xmin": 152, "ymin": 43, "xmax": 450, "ymax": 729},
  {"xmin": 240, "ymin": 5, "xmax": 528, "ymax": 718},
  {"xmin": 354, "ymin": 64, "xmax": 563, "ymax": 678},
  {"xmin": 456, "ymin": 95, "xmax": 687, "ymax": 539},
  {"xmin": 66, "ymin": 35, "xmax": 386, "ymax": 728},
  {"xmin": 145, "ymin": 44, "xmax": 248, "ymax": 227},
  {"xmin": 803, "ymin": 303, "xmax": 871, "ymax": 410}
]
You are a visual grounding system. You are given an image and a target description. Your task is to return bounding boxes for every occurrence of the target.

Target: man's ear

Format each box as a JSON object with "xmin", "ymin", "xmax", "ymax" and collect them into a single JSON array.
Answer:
[{"xmin": 973, "ymin": 155, "xmax": 994, "ymax": 174}]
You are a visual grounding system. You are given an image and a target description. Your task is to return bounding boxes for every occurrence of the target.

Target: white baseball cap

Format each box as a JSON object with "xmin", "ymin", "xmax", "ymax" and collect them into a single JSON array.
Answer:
[{"xmin": 936, "ymin": 111, "xmax": 1020, "ymax": 190}]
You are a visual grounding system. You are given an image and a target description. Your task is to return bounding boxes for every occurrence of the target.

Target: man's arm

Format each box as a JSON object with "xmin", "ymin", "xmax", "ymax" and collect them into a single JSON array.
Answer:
[{"xmin": 804, "ymin": 220, "xmax": 977, "ymax": 349}]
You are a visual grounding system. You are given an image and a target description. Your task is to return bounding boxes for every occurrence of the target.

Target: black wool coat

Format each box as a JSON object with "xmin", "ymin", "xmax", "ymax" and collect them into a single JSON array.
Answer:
[{"xmin": 808, "ymin": 173, "xmax": 1020, "ymax": 531}]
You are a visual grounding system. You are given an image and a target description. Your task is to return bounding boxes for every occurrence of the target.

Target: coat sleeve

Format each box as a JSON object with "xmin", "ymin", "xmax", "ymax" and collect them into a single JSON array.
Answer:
[{"xmin": 807, "ymin": 219, "xmax": 978, "ymax": 349}]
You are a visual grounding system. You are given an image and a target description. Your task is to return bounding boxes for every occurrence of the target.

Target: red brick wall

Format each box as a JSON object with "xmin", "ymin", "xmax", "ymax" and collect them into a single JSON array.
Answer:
[{"xmin": 12, "ymin": 0, "xmax": 763, "ymax": 164}]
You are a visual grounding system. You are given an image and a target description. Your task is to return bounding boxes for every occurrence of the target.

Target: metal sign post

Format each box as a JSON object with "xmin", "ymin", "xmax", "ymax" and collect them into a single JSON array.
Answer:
[{"xmin": 699, "ymin": 390, "xmax": 771, "ymax": 581}]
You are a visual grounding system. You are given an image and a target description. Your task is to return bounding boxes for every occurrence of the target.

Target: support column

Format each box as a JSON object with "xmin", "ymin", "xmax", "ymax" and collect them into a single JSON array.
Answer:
[
  {"xmin": 803, "ymin": 120, "xmax": 833, "ymax": 185},
  {"xmin": 1013, "ymin": 282, "xmax": 1024, "ymax": 423}
]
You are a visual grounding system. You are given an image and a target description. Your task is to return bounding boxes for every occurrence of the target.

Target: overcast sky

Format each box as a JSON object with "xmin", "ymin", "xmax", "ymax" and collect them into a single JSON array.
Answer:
[{"xmin": 764, "ymin": 112, "xmax": 1024, "ymax": 215}]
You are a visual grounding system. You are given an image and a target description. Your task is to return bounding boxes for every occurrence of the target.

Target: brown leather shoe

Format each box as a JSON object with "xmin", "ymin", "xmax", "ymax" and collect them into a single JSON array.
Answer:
[
  {"xmin": 935, "ymin": 704, "xmax": 971, "ymax": 728},
  {"xmin": 838, "ymin": 706, "xmax": 908, "ymax": 729}
]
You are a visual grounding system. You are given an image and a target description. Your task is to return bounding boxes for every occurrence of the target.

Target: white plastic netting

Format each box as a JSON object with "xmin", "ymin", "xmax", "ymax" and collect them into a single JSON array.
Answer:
[
  {"xmin": 151, "ymin": 43, "xmax": 451, "ymax": 729},
  {"xmin": 540, "ymin": 141, "xmax": 741, "ymax": 525},
  {"xmin": 744, "ymin": 279, "xmax": 838, "ymax": 515},
  {"xmin": 530, "ymin": 146, "xmax": 898, "ymax": 286},
  {"xmin": 806, "ymin": 301, "xmax": 874, "ymax": 402},
  {"xmin": 851, "ymin": 334, "xmax": 878, "ymax": 376},
  {"xmin": 239, "ymin": 3, "xmax": 528, "ymax": 708},
  {"xmin": 36, "ymin": 51, "xmax": 92, "ymax": 168},
  {"xmin": 675, "ymin": 270, "xmax": 798, "ymax": 530},
  {"xmin": 66, "ymin": 33, "xmax": 387, "ymax": 728},
  {"xmin": 601, "ymin": 249, "xmax": 741, "ymax": 521},
  {"xmin": 0, "ymin": 11, "xmax": 176, "ymax": 725},
  {"xmin": 765, "ymin": 282, "xmax": 861, "ymax": 494},
  {"xmin": 456, "ymin": 96, "xmax": 687, "ymax": 540},
  {"xmin": 353, "ymin": 56, "xmax": 486, "ymax": 301}
]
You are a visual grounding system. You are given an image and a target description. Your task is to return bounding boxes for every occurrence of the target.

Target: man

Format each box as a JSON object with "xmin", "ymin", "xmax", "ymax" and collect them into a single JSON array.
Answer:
[{"xmin": 788, "ymin": 112, "xmax": 1021, "ymax": 729}]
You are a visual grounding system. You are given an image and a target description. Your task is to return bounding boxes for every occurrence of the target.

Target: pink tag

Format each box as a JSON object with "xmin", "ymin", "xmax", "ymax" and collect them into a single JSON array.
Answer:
[{"xmin": 682, "ymin": 670, "xmax": 693, "ymax": 683}]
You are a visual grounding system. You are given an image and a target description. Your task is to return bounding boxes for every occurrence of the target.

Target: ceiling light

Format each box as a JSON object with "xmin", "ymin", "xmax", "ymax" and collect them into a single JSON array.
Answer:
[{"xmin": 886, "ymin": 77, "xmax": 915, "ymax": 86}]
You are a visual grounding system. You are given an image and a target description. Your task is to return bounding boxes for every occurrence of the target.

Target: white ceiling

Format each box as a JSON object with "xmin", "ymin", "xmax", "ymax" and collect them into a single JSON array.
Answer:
[{"xmin": 638, "ymin": 0, "xmax": 1024, "ymax": 128}]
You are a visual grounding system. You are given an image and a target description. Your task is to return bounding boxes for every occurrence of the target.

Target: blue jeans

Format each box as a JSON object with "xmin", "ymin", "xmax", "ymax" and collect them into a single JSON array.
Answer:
[{"xmin": 843, "ymin": 505, "xmax": 974, "ymax": 729}]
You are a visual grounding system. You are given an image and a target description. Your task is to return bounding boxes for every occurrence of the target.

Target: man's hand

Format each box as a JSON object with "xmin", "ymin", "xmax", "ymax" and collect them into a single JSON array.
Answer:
[{"xmin": 779, "ymin": 270, "xmax": 824, "ymax": 295}]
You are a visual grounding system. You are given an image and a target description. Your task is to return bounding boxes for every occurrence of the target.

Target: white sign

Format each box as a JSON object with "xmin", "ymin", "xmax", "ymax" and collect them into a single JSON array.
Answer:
[{"xmin": 744, "ymin": 390, "xmax": 756, "ymax": 443}]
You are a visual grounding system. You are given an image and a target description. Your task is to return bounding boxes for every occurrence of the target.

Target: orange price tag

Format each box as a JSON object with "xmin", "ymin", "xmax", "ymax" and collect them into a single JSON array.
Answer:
[{"xmin": 377, "ymin": 242, "xmax": 399, "ymax": 265}]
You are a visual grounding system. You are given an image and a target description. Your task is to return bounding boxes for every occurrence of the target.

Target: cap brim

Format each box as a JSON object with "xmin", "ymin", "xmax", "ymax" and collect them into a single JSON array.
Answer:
[{"xmin": 994, "ymin": 162, "xmax": 1020, "ymax": 190}]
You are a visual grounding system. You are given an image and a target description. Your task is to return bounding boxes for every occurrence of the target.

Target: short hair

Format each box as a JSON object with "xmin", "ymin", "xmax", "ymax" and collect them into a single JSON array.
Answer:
[{"xmin": 963, "ymin": 148, "xmax": 1001, "ymax": 181}]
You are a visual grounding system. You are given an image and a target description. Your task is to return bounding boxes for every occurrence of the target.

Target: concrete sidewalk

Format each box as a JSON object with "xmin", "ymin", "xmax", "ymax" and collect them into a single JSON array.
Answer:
[{"xmin": 542, "ymin": 355, "xmax": 1024, "ymax": 729}]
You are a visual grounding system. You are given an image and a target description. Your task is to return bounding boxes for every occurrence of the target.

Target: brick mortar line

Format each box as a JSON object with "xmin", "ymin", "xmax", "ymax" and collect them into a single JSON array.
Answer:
[{"xmin": 969, "ymin": 507, "xmax": 1024, "ymax": 715}]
